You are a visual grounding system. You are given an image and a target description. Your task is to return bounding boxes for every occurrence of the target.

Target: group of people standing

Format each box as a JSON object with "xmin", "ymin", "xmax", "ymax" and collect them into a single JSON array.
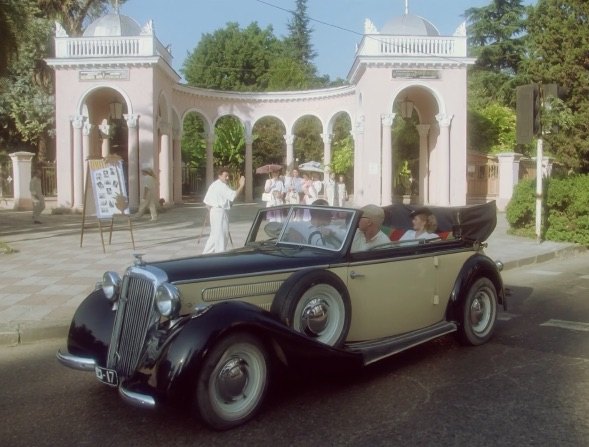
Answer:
[{"xmin": 263, "ymin": 168, "xmax": 348, "ymax": 208}]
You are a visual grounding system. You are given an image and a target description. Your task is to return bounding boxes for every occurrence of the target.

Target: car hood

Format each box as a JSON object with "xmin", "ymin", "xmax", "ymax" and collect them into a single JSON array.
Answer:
[{"xmin": 146, "ymin": 246, "xmax": 340, "ymax": 283}]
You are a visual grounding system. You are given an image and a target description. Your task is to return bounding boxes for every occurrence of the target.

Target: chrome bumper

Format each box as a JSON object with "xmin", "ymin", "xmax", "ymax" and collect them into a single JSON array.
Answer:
[
  {"xmin": 119, "ymin": 385, "xmax": 156, "ymax": 409},
  {"xmin": 56, "ymin": 349, "xmax": 96, "ymax": 371}
]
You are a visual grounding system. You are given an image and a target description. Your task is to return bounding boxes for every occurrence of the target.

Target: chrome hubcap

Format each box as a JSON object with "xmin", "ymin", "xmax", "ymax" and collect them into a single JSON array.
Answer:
[
  {"xmin": 217, "ymin": 358, "xmax": 248, "ymax": 402},
  {"xmin": 470, "ymin": 298, "xmax": 484, "ymax": 325},
  {"xmin": 301, "ymin": 298, "xmax": 329, "ymax": 336}
]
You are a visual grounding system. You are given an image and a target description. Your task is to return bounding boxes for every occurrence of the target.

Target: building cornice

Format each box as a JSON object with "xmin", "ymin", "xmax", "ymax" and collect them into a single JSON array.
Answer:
[{"xmin": 172, "ymin": 83, "xmax": 357, "ymax": 103}]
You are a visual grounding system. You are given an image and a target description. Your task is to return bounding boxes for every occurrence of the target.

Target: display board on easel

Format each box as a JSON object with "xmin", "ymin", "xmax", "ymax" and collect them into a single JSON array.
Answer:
[{"xmin": 80, "ymin": 155, "xmax": 135, "ymax": 253}]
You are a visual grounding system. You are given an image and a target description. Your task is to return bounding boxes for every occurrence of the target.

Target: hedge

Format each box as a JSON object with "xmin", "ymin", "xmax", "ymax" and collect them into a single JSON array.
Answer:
[{"xmin": 505, "ymin": 175, "xmax": 589, "ymax": 246}]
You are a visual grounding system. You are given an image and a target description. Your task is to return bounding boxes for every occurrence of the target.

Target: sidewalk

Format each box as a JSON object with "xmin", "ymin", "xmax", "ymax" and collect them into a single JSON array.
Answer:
[{"xmin": 0, "ymin": 202, "xmax": 585, "ymax": 346}]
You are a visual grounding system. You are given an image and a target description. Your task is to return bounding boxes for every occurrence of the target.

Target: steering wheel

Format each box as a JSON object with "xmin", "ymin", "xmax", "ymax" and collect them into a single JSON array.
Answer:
[{"xmin": 308, "ymin": 230, "xmax": 325, "ymax": 246}]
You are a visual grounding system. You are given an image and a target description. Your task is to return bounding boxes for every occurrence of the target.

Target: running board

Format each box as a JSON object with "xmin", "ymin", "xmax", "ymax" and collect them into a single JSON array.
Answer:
[{"xmin": 346, "ymin": 321, "xmax": 457, "ymax": 365}]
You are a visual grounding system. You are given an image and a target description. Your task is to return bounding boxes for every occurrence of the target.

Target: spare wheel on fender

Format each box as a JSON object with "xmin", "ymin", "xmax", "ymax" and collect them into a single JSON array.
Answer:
[{"xmin": 271, "ymin": 269, "xmax": 351, "ymax": 347}]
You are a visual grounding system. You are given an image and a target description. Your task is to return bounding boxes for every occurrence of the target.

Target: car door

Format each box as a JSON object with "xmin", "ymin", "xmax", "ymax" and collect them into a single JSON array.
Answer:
[{"xmin": 343, "ymin": 248, "xmax": 441, "ymax": 342}]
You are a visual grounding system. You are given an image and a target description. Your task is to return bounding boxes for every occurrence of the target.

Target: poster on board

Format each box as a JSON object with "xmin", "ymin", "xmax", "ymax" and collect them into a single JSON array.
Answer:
[{"xmin": 88, "ymin": 156, "xmax": 129, "ymax": 219}]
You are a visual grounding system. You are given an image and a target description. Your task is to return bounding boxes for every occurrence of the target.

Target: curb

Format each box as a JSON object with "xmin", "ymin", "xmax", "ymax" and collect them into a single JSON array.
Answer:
[
  {"xmin": 499, "ymin": 245, "xmax": 587, "ymax": 272},
  {"xmin": 0, "ymin": 323, "xmax": 69, "ymax": 347}
]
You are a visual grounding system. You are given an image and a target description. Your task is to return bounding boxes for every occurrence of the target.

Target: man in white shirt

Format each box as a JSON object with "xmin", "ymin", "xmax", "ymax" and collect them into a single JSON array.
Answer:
[
  {"xmin": 202, "ymin": 167, "xmax": 245, "ymax": 253},
  {"xmin": 351, "ymin": 204, "xmax": 390, "ymax": 252}
]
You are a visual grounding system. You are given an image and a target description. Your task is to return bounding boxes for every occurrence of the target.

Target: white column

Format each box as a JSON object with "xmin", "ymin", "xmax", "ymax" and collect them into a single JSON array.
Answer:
[
  {"xmin": 125, "ymin": 114, "xmax": 140, "ymax": 210},
  {"xmin": 381, "ymin": 113, "xmax": 395, "ymax": 205},
  {"xmin": 435, "ymin": 113, "xmax": 453, "ymax": 206},
  {"xmin": 71, "ymin": 115, "xmax": 85, "ymax": 209},
  {"xmin": 8, "ymin": 151, "xmax": 35, "ymax": 210},
  {"xmin": 416, "ymin": 124, "xmax": 431, "ymax": 205},
  {"xmin": 82, "ymin": 122, "xmax": 93, "ymax": 188},
  {"xmin": 245, "ymin": 133, "xmax": 253, "ymax": 202},
  {"xmin": 173, "ymin": 127, "xmax": 182, "ymax": 204},
  {"xmin": 284, "ymin": 133, "xmax": 295, "ymax": 169},
  {"xmin": 352, "ymin": 115, "xmax": 365, "ymax": 205},
  {"xmin": 159, "ymin": 121, "xmax": 172, "ymax": 205},
  {"xmin": 497, "ymin": 152, "xmax": 523, "ymax": 211},
  {"xmin": 206, "ymin": 132, "xmax": 215, "ymax": 187},
  {"xmin": 99, "ymin": 120, "xmax": 111, "ymax": 158},
  {"xmin": 321, "ymin": 132, "xmax": 333, "ymax": 168}
]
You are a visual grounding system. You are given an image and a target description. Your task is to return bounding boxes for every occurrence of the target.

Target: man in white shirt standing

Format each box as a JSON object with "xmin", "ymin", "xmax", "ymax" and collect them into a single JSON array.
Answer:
[{"xmin": 202, "ymin": 167, "xmax": 245, "ymax": 253}]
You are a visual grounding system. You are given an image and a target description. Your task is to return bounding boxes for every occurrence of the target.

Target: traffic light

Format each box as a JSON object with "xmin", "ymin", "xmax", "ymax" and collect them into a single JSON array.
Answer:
[
  {"xmin": 532, "ymin": 84, "xmax": 541, "ymax": 136},
  {"xmin": 516, "ymin": 84, "xmax": 540, "ymax": 144}
]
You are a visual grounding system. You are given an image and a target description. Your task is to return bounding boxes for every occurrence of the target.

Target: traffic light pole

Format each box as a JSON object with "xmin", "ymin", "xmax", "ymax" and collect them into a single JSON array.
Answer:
[{"xmin": 535, "ymin": 136, "xmax": 543, "ymax": 244}]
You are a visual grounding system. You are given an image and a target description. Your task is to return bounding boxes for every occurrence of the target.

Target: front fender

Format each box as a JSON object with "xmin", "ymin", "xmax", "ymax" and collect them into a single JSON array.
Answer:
[
  {"xmin": 446, "ymin": 253, "xmax": 506, "ymax": 323},
  {"xmin": 66, "ymin": 288, "xmax": 116, "ymax": 365},
  {"xmin": 124, "ymin": 300, "xmax": 363, "ymax": 406}
]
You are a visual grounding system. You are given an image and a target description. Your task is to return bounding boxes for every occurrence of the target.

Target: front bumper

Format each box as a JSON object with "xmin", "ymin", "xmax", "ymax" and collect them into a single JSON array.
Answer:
[
  {"xmin": 57, "ymin": 348, "xmax": 157, "ymax": 410},
  {"xmin": 56, "ymin": 348, "xmax": 96, "ymax": 371}
]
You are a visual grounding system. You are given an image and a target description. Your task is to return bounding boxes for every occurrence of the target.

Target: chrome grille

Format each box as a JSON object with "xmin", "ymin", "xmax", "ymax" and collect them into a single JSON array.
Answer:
[{"xmin": 107, "ymin": 270, "xmax": 158, "ymax": 378}]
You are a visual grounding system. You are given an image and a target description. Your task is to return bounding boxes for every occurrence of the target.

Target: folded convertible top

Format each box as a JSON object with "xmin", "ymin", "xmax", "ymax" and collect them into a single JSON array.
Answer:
[{"xmin": 382, "ymin": 200, "xmax": 497, "ymax": 243}]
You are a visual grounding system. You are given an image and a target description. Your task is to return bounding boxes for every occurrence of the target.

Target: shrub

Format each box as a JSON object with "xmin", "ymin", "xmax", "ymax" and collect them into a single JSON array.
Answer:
[{"xmin": 505, "ymin": 174, "xmax": 589, "ymax": 245}]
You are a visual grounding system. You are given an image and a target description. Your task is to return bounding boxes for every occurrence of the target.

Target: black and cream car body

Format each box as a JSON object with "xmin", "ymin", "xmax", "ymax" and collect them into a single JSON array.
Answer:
[{"xmin": 57, "ymin": 201, "xmax": 504, "ymax": 430}]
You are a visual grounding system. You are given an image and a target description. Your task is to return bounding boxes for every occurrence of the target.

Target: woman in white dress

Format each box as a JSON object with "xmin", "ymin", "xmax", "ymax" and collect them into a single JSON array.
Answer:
[
  {"xmin": 264, "ymin": 170, "xmax": 285, "ymax": 221},
  {"xmin": 336, "ymin": 175, "xmax": 348, "ymax": 207},
  {"xmin": 323, "ymin": 171, "xmax": 337, "ymax": 206}
]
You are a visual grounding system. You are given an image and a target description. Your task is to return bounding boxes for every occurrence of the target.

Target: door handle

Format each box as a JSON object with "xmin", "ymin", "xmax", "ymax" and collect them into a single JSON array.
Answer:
[{"xmin": 350, "ymin": 271, "xmax": 365, "ymax": 279}]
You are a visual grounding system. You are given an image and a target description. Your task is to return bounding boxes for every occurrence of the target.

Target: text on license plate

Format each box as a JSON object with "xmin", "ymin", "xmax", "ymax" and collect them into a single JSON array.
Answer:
[{"xmin": 95, "ymin": 366, "xmax": 118, "ymax": 386}]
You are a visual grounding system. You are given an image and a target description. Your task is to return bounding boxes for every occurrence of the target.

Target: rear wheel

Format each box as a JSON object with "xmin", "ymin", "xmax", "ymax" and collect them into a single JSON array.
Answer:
[
  {"xmin": 195, "ymin": 333, "xmax": 269, "ymax": 430},
  {"xmin": 458, "ymin": 277, "xmax": 497, "ymax": 346}
]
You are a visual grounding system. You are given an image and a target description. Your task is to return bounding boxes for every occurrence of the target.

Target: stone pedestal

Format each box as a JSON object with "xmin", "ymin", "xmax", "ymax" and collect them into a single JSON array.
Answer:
[{"xmin": 9, "ymin": 151, "xmax": 35, "ymax": 210}]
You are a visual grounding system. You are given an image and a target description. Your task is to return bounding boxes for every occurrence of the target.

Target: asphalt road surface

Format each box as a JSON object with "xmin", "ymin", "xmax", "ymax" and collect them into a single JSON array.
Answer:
[{"xmin": 1, "ymin": 254, "xmax": 588, "ymax": 447}]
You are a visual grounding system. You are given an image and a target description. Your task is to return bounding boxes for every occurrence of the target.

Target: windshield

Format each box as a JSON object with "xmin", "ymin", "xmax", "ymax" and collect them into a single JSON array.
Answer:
[{"xmin": 247, "ymin": 205, "xmax": 357, "ymax": 251}]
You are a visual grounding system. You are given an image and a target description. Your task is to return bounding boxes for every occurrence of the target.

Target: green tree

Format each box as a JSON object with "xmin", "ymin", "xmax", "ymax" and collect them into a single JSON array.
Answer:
[
  {"xmin": 180, "ymin": 112, "xmax": 206, "ymax": 167},
  {"xmin": 0, "ymin": 0, "xmax": 28, "ymax": 77},
  {"xmin": 523, "ymin": 0, "xmax": 589, "ymax": 172},
  {"xmin": 213, "ymin": 116, "xmax": 245, "ymax": 174},
  {"xmin": 182, "ymin": 22, "xmax": 282, "ymax": 92},
  {"xmin": 285, "ymin": 0, "xmax": 316, "ymax": 71},
  {"xmin": 465, "ymin": 0, "xmax": 527, "ymax": 157}
]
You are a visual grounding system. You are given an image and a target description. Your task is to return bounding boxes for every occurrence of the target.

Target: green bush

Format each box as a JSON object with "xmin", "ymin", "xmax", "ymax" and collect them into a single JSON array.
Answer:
[{"xmin": 505, "ymin": 174, "xmax": 589, "ymax": 245}]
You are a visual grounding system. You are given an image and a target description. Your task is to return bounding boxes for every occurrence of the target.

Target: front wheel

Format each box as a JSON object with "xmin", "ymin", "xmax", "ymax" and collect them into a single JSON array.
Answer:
[
  {"xmin": 458, "ymin": 277, "xmax": 498, "ymax": 346},
  {"xmin": 195, "ymin": 333, "xmax": 269, "ymax": 430}
]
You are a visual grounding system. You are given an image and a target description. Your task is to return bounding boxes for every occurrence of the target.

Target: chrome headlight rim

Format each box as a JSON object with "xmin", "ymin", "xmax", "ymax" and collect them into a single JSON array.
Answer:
[
  {"xmin": 102, "ymin": 271, "xmax": 122, "ymax": 301},
  {"xmin": 155, "ymin": 283, "xmax": 181, "ymax": 317}
]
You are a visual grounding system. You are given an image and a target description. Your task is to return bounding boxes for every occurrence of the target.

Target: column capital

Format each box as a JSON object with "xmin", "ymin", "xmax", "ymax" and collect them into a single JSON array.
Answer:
[
  {"xmin": 82, "ymin": 122, "xmax": 93, "ymax": 136},
  {"xmin": 124, "ymin": 113, "xmax": 140, "ymax": 128},
  {"xmin": 70, "ymin": 115, "xmax": 85, "ymax": 129},
  {"xmin": 435, "ymin": 113, "xmax": 454, "ymax": 128},
  {"xmin": 321, "ymin": 133, "xmax": 333, "ymax": 144},
  {"xmin": 99, "ymin": 121, "xmax": 110, "ymax": 137},
  {"xmin": 354, "ymin": 115, "xmax": 365, "ymax": 134},
  {"xmin": 206, "ymin": 132, "xmax": 215, "ymax": 144},
  {"xmin": 284, "ymin": 133, "xmax": 294, "ymax": 145},
  {"xmin": 381, "ymin": 113, "xmax": 396, "ymax": 127},
  {"xmin": 158, "ymin": 119, "xmax": 171, "ymax": 134},
  {"xmin": 416, "ymin": 124, "xmax": 431, "ymax": 137}
]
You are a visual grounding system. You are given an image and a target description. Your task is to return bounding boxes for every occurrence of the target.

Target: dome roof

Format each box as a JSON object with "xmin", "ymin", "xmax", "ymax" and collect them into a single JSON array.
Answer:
[
  {"xmin": 83, "ymin": 13, "xmax": 142, "ymax": 37},
  {"xmin": 381, "ymin": 14, "xmax": 439, "ymax": 36}
]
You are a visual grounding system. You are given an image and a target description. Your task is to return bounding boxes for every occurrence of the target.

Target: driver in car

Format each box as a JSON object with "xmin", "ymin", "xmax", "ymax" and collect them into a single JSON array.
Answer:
[{"xmin": 284, "ymin": 207, "xmax": 343, "ymax": 248}]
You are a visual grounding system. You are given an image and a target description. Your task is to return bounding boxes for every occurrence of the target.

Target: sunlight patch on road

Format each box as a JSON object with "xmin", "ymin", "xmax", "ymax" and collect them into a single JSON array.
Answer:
[
  {"xmin": 540, "ymin": 319, "xmax": 589, "ymax": 332},
  {"xmin": 526, "ymin": 270, "xmax": 562, "ymax": 276}
]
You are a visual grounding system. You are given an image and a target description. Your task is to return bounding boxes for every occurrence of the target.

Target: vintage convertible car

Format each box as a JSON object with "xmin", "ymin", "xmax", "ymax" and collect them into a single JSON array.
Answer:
[{"xmin": 57, "ymin": 201, "xmax": 504, "ymax": 430}]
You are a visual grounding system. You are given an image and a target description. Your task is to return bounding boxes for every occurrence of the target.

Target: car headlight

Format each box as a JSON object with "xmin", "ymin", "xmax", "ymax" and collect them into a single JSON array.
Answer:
[
  {"xmin": 155, "ymin": 283, "xmax": 180, "ymax": 317},
  {"xmin": 102, "ymin": 271, "xmax": 122, "ymax": 301}
]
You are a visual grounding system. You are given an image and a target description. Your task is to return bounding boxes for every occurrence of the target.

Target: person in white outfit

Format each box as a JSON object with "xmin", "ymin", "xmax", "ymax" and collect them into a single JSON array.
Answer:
[
  {"xmin": 323, "ymin": 171, "xmax": 337, "ymax": 206},
  {"xmin": 135, "ymin": 167, "xmax": 158, "ymax": 221},
  {"xmin": 336, "ymin": 175, "xmax": 348, "ymax": 207},
  {"xmin": 203, "ymin": 167, "xmax": 245, "ymax": 253},
  {"xmin": 399, "ymin": 207, "xmax": 439, "ymax": 241},
  {"xmin": 264, "ymin": 170, "xmax": 285, "ymax": 222}
]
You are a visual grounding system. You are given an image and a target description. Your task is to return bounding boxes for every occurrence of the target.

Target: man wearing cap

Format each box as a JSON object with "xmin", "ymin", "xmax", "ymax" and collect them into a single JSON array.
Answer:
[
  {"xmin": 351, "ymin": 204, "xmax": 390, "ymax": 252},
  {"xmin": 400, "ymin": 207, "xmax": 438, "ymax": 241}
]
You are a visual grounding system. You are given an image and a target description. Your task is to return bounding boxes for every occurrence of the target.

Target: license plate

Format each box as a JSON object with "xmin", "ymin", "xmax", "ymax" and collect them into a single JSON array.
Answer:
[{"xmin": 95, "ymin": 366, "xmax": 118, "ymax": 386}]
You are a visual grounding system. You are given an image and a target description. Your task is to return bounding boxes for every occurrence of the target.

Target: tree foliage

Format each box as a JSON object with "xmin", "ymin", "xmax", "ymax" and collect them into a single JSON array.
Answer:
[
  {"xmin": 182, "ymin": 22, "xmax": 282, "ymax": 92},
  {"xmin": 522, "ymin": 0, "xmax": 589, "ymax": 172}
]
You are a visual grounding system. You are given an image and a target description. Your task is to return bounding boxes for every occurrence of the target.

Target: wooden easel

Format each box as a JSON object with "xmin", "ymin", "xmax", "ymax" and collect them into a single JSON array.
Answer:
[{"xmin": 80, "ymin": 156, "xmax": 135, "ymax": 253}]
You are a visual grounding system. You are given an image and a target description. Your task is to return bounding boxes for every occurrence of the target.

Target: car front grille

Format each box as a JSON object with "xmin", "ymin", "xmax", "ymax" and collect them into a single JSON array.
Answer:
[{"xmin": 106, "ymin": 270, "xmax": 158, "ymax": 378}]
